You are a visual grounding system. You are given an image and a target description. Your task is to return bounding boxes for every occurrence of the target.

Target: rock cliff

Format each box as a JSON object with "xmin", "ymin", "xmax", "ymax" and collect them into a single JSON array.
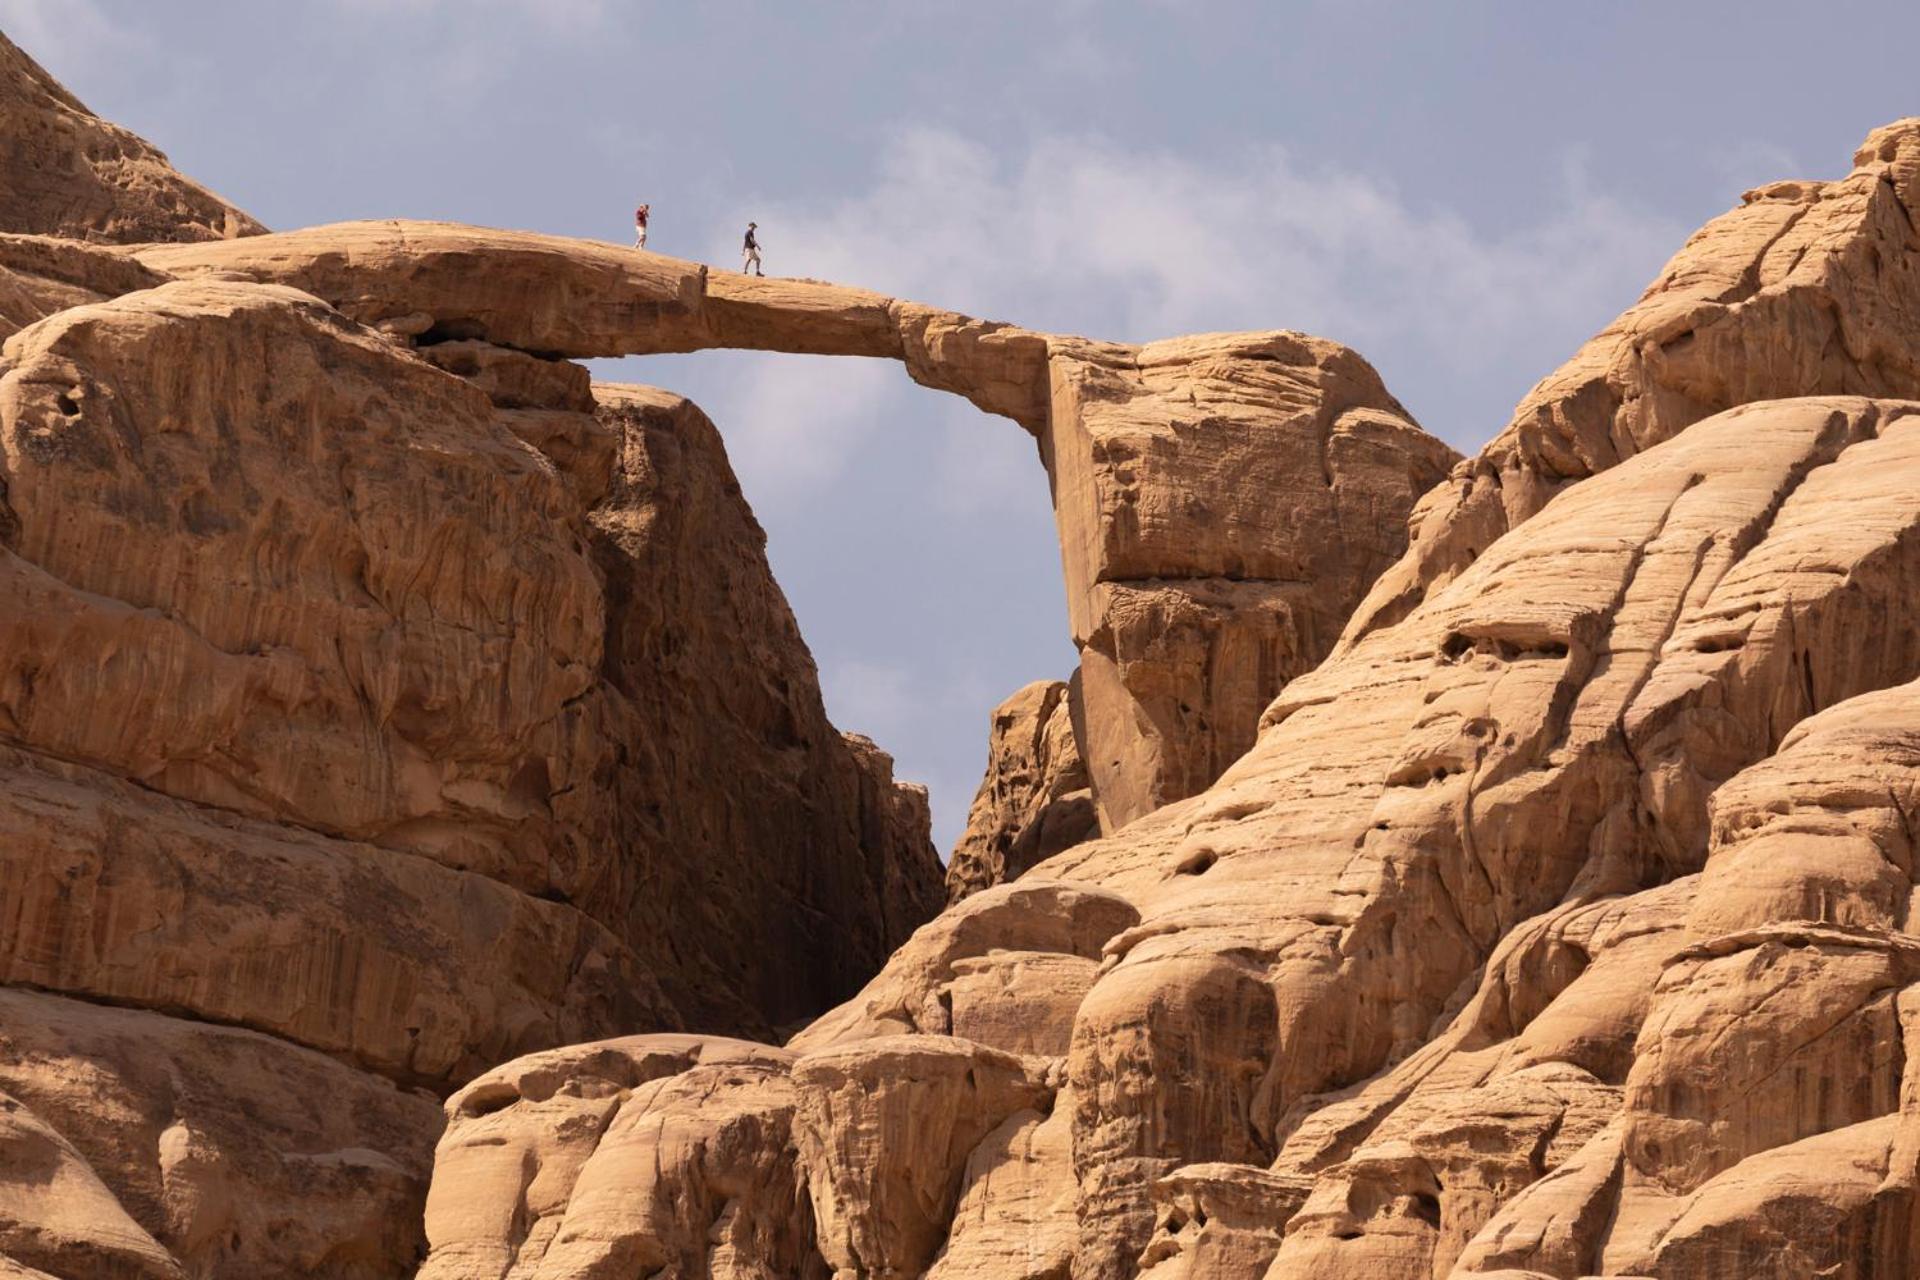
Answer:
[
  {"xmin": 416, "ymin": 122, "xmax": 1920, "ymax": 1280},
  {"xmin": 0, "ymin": 31, "xmax": 261, "ymax": 243},
  {"xmin": 945, "ymin": 679, "xmax": 1098, "ymax": 903}
]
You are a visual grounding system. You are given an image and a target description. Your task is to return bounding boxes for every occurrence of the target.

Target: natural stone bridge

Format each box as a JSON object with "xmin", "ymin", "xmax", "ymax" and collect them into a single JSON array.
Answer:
[{"xmin": 140, "ymin": 221, "xmax": 1459, "ymax": 831}]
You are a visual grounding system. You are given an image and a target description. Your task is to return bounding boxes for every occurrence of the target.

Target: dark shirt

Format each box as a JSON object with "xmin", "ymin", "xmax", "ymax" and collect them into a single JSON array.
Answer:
[{"xmin": 744, "ymin": 228, "xmax": 759, "ymax": 250}]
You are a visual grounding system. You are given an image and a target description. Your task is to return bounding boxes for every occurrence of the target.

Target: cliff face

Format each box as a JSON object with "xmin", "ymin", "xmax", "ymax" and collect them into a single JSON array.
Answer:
[
  {"xmin": 0, "ymin": 272, "xmax": 946, "ymax": 1275},
  {"xmin": 1340, "ymin": 118, "xmax": 1920, "ymax": 648},
  {"xmin": 415, "ymin": 123, "xmax": 1920, "ymax": 1280},
  {"xmin": 945, "ymin": 679, "xmax": 1098, "ymax": 903}
]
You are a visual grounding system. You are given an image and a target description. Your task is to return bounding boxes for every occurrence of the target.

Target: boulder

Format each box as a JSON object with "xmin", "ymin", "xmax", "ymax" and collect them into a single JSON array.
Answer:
[
  {"xmin": 419, "ymin": 1035, "xmax": 821, "ymax": 1280},
  {"xmin": 0, "ymin": 987, "xmax": 442, "ymax": 1280},
  {"xmin": 792, "ymin": 1035, "xmax": 1050, "ymax": 1279}
]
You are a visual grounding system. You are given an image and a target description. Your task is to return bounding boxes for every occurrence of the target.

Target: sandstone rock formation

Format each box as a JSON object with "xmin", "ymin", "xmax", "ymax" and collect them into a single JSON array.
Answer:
[
  {"xmin": 0, "ymin": 232, "xmax": 166, "ymax": 341},
  {"xmin": 945, "ymin": 679, "xmax": 1098, "ymax": 903},
  {"xmin": 1341, "ymin": 116, "xmax": 1920, "ymax": 648},
  {"xmin": 0, "ymin": 269, "xmax": 944, "ymax": 1270},
  {"xmin": 418, "ymin": 1035, "xmax": 818, "ymax": 1280},
  {"xmin": 417, "ymin": 122, "xmax": 1920, "ymax": 1280},
  {"xmin": 0, "ymin": 31, "xmax": 261, "ymax": 243},
  {"xmin": 18, "ymin": 22, "xmax": 1920, "ymax": 1280},
  {"xmin": 138, "ymin": 220, "xmax": 1459, "ymax": 840}
]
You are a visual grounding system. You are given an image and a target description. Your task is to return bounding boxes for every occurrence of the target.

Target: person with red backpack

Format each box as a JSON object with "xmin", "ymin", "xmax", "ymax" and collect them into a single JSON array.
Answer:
[{"xmin": 634, "ymin": 202, "xmax": 650, "ymax": 249}]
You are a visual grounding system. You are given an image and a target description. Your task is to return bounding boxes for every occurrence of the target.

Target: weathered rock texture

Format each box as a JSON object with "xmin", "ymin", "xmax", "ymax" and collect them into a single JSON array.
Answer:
[
  {"xmin": 945, "ymin": 679, "xmax": 1098, "ymax": 903},
  {"xmin": 420, "ymin": 122, "xmax": 1920, "ymax": 1280},
  {"xmin": 419, "ymin": 1035, "xmax": 820, "ymax": 1280},
  {"xmin": 1341, "ymin": 116, "xmax": 1920, "ymax": 648},
  {"xmin": 0, "ymin": 232, "xmax": 166, "ymax": 342},
  {"xmin": 0, "ymin": 31, "xmax": 261, "ymax": 244},
  {"xmin": 138, "ymin": 220, "xmax": 1459, "ymax": 840}
]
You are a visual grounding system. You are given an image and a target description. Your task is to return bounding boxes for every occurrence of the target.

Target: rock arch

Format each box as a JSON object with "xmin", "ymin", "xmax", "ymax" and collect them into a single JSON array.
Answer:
[{"xmin": 138, "ymin": 221, "xmax": 1460, "ymax": 841}]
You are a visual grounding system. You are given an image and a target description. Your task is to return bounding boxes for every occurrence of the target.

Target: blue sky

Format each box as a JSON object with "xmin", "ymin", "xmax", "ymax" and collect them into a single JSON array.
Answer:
[{"xmin": 10, "ymin": 0, "xmax": 1918, "ymax": 848}]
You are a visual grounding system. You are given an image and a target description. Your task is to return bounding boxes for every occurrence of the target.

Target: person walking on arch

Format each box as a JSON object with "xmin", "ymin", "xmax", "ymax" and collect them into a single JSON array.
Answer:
[
  {"xmin": 742, "ymin": 221, "xmax": 763, "ymax": 276},
  {"xmin": 634, "ymin": 202, "xmax": 650, "ymax": 249}
]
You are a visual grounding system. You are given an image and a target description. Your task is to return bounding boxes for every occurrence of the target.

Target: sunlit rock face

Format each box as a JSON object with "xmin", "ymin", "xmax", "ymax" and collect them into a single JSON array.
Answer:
[
  {"xmin": 0, "ymin": 33, "xmax": 955, "ymax": 1276},
  {"xmin": 0, "ymin": 30, "xmax": 261, "ymax": 244}
]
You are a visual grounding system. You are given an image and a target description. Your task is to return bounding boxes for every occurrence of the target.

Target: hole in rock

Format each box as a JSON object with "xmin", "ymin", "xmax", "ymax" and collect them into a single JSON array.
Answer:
[
  {"xmin": 1174, "ymin": 848, "xmax": 1219, "ymax": 876},
  {"xmin": 594, "ymin": 348, "xmax": 1077, "ymax": 857},
  {"xmin": 54, "ymin": 392, "xmax": 80, "ymax": 416}
]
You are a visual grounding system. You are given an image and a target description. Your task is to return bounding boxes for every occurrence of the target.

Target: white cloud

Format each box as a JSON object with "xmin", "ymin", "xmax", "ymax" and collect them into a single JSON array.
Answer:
[{"xmin": 692, "ymin": 353, "xmax": 900, "ymax": 503}]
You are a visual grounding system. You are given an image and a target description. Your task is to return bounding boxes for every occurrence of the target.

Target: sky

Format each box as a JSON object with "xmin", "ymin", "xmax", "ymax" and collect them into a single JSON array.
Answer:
[{"xmin": 9, "ymin": 0, "xmax": 1918, "ymax": 850}]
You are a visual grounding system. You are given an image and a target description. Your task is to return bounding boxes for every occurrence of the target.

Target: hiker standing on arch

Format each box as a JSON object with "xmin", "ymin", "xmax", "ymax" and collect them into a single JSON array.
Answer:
[
  {"xmin": 742, "ymin": 221, "xmax": 763, "ymax": 276},
  {"xmin": 634, "ymin": 202, "xmax": 650, "ymax": 249}
]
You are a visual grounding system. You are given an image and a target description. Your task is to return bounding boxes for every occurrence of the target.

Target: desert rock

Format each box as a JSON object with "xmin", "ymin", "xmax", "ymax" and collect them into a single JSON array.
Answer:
[
  {"xmin": 0, "ymin": 49, "xmax": 956, "ymax": 1271},
  {"xmin": 491, "ymin": 387, "xmax": 1920, "ymax": 1280},
  {"xmin": 419, "ymin": 1034, "xmax": 820, "ymax": 1280},
  {"xmin": 946, "ymin": 679, "xmax": 1099, "ymax": 903},
  {"xmin": 0, "ymin": 232, "xmax": 166, "ymax": 341},
  {"xmin": 21, "ymin": 26, "xmax": 1920, "ymax": 1280},
  {"xmin": 0, "ymin": 31, "xmax": 260, "ymax": 243},
  {"xmin": 793, "ymin": 1035, "xmax": 1051, "ymax": 1279},
  {"xmin": 1342, "ymin": 116, "xmax": 1920, "ymax": 648},
  {"xmin": 0, "ymin": 986, "xmax": 442, "ymax": 1279}
]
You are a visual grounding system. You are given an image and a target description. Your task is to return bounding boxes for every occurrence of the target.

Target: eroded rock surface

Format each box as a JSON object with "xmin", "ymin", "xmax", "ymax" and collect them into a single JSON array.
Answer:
[
  {"xmin": 946, "ymin": 679, "xmax": 1098, "ymax": 903},
  {"xmin": 439, "ymin": 382, "xmax": 1920, "ymax": 1279},
  {"xmin": 0, "ymin": 65, "xmax": 945, "ymax": 1268},
  {"xmin": 419, "ymin": 1035, "xmax": 820, "ymax": 1280},
  {"xmin": 0, "ymin": 31, "xmax": 261, "ymax": 243},
  {"xmin": 1343, "ymin": 116, "xmax": 1920, "ymax": 648},
  {"xmin": 0, "ymin": 232, "xmax": 166, "ymax": 341},
  {"xmin": 0, "ymin": 987, "xmax": 441, "ymax": 1280},
  {"xmin": 17, "ymin": 28, "xmax": 1920, "ymax": 1280}
]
